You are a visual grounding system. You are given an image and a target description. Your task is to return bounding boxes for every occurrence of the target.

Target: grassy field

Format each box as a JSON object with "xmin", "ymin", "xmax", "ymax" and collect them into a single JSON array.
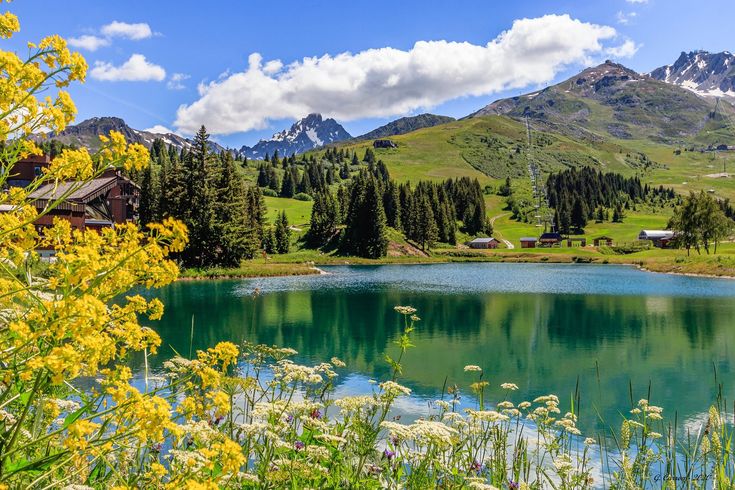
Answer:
[{"xmin": 263, "ymin": 196, "xmax": 313, "ymax": 226}]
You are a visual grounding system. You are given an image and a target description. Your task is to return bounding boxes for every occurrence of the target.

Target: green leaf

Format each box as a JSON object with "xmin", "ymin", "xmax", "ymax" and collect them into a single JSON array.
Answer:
[{"xmin": 63, "ymin": 403, "xmax": 88, "ymax": 429}]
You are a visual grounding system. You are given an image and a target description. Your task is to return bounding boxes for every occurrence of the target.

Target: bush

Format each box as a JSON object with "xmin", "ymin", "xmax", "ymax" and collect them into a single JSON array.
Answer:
[
  {"xmin": 294, "ymin": 192, "xmax": 313, "ymax": 201},
  {"xmin": 262, "ymin": 187, "xmax": 278, "ymax": 197}
]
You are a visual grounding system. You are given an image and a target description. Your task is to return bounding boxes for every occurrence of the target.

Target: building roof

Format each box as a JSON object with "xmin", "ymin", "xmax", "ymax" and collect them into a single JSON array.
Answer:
[
  {"xmin": 639, "ymin": 230, "xmax": 674, "ymax": 239},
  {"xmin": 29, "ymin": 177, "xmax": 118, "ymax": 203},
  {"xmin": 594, "ymin": 235, "xmax": 614, "ymax": 240},
  {"xmin": 539, "ymin": 232, "xmax": 563, "ymax": 240},
  {"xmin": 469, "ymin": 237, "xmax": 498, "ymax": 243},
  {"xmin": 519, "ymin": 237, "xmax": 537, "ymax": 241}
]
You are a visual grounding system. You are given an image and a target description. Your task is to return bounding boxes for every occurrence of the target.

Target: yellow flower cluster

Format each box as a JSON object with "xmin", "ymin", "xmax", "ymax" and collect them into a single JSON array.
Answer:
[{"xmin": 99, "ymin": 131, "xmax": 150, "ymax": 171}]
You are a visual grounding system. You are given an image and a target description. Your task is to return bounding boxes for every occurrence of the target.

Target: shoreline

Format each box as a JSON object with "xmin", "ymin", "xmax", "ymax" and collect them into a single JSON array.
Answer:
[{"xmin": 179, "ymin": 253, "xmax": 735, "ymax": 281}]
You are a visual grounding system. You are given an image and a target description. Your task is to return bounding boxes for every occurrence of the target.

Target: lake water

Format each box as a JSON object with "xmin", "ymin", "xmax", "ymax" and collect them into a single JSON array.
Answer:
[{"xmin": 137, "ymin": 263, "xmax": 735, "ymax": 432}]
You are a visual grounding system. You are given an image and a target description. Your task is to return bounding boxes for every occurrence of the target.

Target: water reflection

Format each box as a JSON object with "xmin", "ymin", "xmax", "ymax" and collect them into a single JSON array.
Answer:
[{"xmin": 136, "ymin": 264, "xmax": 735, "ymax": 431}]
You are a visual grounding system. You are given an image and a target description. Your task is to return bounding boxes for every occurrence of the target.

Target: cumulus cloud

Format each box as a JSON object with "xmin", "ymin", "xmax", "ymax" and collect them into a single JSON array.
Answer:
[
  {"xmin": 145, "ymin": 125, "xmax": 177, "ymax": 135},
  {"xmin": 626, "ymin": 0, "xmax": 648, "ymax": 4},
  {"xmin": 68, "ymin": 34, "xmax": 110, "ymax": 52},
  {"xmin": 101, "ymin": 21, "xmax": 153, "ymax": 40},
  {"xmin": 90, "ymin": 54, "xmax": 166, "ymax": 82},
  {"xmin": 167, "ymin": 72, "xmax": 190, "ymax": 90},
  {"xmin": 175, "ymin": 14, "xmax": 621, "ymax": 135},
  {"xmin": 606, "ymin": 40, "xmax": 640, "ymax": 58}
]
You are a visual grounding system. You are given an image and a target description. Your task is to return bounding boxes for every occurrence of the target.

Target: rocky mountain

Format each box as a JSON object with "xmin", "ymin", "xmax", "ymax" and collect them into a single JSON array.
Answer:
[
  {"xmin": 471, "ymin": 60, "xmax": 734, "ymax": 145},
  {"xmin": 239, "ymin": 113, "xmax": 351, "ymax": 159},
  {"xmin": 650, "ymin": 50, "xmax": 735, "ymax": 99},
  {"xmin": 354, "ymin": 113, "xmax": 455, "ymax": 141},
  {"xmin": 38, "ymin": 116, "xmax": 229, "ymax": 154}
]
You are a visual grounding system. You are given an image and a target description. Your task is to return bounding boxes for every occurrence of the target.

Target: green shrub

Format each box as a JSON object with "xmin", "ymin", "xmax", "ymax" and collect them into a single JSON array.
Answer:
[{"xmin": 294, "ymin": 192, "xmax": 313, "ymax": 201}]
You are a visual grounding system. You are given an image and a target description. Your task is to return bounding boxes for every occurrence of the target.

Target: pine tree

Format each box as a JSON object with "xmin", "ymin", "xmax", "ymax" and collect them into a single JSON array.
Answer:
[
  {"xmin": 571, "ymin": 198, "xmax": 587, "ymax": 232},
  {"xmin": 213, "ymin": 152, "xmax": 258, "ymax": 265},
  {"xmin": 307, "ymin": 191, "xmax": 339, "ymax": 247},
  {"xmin": 351, "ymin": 152, "xmax": 359, "ymax": 166},
  {"xmin": 341, "ymin": 171, "xmax": 388, "ymax": 258},
  {"xmin": 138, "ymin": 160, "xmax": 158, "ymax": 226},
  {"xmin": 414, "ymin": 194, "xmax": 438, "ymax": 251},
  {"xmin": 280, "ymin": 167, "xmax": 295, "ymax": 197},
  {"xmin": 383, "ymin": 181, "xmax": 401, "ymax": 229},
  {"xmin": 340, "ymin": 162, "xmax": 350, "ymax": 179},
  {"xmin": 262, "ymin": 226, "xmax": 276, "ymax": 254},
  {"xmin": 363, "ymin": 147, "xmax": 376, "ymax": 164},
  {"xmin": 182, "ymin": 126, "xmax": 217, "ymax": 267},
  {"xmin": 274, "ymin": 211, "xmax": 291, "ymax": 254},
  {"xmin": 299, "ymin": 170, "xmax": 312, "ymax": 195},
  {"xmin": 336, "ymin": 185, "xmax": 349, "ymax": 224}
]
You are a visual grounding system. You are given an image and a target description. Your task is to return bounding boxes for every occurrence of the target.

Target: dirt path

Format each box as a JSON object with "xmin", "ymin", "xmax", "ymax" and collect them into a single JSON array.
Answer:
[{"xmin": 490, "ymin": 213, "xmax": 515, "ymax": 249}]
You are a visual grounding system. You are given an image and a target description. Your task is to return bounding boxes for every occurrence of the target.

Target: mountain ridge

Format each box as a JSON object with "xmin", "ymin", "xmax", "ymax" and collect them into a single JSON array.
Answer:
[
  {"xmin": 36, "ymin": 116, "xmax": 230, "ymax": 154},
  {"xmin": 239, "ymin": 113, "xmax": 351, "ymax": 158},
  {"xmin": 353, "ymin": 114, "xmax": 455, "ymax": 141},
  {"xmin": 650, "ymin": 50, "xmax": 735, "ymax": 99}
]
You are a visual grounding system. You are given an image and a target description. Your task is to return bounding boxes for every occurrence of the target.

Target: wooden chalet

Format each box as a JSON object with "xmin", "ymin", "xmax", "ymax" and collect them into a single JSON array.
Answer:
[
  {"xmin": 27, "ymin": 168, "xmax": 139, "ymax": 231},
  {"xmin": 593, "ymin": 236, "xmax": 614, "ymax": 247},
  {"xmin": 467, "ymin": 237, "xmax": 499, "ymax": 249},
  {"xmin": 538, "ymin": 232, "xmax": 563, "ymax": 247},
  {"xmin": 519, "ymin": 237, "xmax": 537, "ymax": 248}
]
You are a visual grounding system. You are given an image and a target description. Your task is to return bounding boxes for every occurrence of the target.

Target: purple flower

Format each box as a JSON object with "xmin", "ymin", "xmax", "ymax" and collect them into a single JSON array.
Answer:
[
  {"xmin": 384, "ymin": 449, "xmax": 395, "ymax": 460},
  {"xmin": 310, "ymin": 409, "xmax": 322, "ymax": 419},
  {"xmin": 470, "ymin": 460, "xmax": 482, "ymax": 473},
  {"xmin": 294, "ymin": 441, "xmax": 305, "ymax": 450},
  {"xmin": 509, "ymin": 482, "xmax": 519, "ymax": 490}
]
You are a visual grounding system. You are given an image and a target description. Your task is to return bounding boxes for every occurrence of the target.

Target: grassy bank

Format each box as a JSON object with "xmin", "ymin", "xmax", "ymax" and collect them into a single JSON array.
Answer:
[
  {"xmin": 180, "ymin": 262, "xmax": 321, "ymax": 279},
  {"xmin": 182, "ymin": 244, "xmax": 735, "ymax": 280}
]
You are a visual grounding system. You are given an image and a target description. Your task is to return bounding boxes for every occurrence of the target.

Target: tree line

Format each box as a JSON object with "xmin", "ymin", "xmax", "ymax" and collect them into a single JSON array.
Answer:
[
  {"xmin": 306, "ymin": 161, "xmax": 490, "ymax": 258},
  {"xmin": 546, "ymin": 167, "xmax": 675, "ymax": 234}
]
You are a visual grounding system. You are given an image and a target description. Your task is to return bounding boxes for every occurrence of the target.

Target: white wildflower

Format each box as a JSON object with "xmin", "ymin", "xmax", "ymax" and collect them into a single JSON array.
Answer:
[
  {"xmin": 380, "ymin": 381, "xmax": 411, "ymax": 397},
  {"xmin": 501, "ymin": 382, "xmax": 519, "ymax": 391},
  {"xmin": 464, "ymin": 365, "xmax": 482, "ymax": 373}
]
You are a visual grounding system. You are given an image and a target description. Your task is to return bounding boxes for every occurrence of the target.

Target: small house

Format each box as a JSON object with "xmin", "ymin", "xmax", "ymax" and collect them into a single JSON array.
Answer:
[
  {"xmin": 467, "ymin": 237, "xmax": 499, "ymax": 249},
  {"xmin": 539, "ymin": 232, "xmax": 563, "ymax": 247},
  {"xmin": 638, "ymin": 230, "xmax": 674, "ymax": 248},
  {"xmin": 593, "ymin": 236, "xmax": 614, "ymax": 247},
  {"xmin": 373, "ymin": 139, "xmax": 397, "ymax": 149},
  {"xmin": 520, "ymin": 237, "xmax": 537, "ymax": 248}
]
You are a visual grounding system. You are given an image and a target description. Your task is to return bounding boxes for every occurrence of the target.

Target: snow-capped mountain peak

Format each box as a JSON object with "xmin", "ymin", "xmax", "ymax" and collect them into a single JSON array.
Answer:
[
  {"xmin": 650, "ymin": 50, "xmax": 735, "ymax": 99},
  {"xmin": 239, "ymin": 113, "xmax": 351, "ymax": 159}
]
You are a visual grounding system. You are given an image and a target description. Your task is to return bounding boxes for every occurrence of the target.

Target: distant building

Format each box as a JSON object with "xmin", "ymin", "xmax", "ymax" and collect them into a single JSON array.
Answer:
[
  {"xmin": 373, "ymin": 139, "xmax": 397, "ymax": 149},
  {"xmin": 593, "ymin": 235, "xmax": 614, "ymax": 247},
  {"xmin": 638, "ymin": 230, "xmax": 675, "ymax": 248},
  {"xmin": 27, "ymin": 168, "xmax": 139, "ymax": 231},
  {"xmin": 539, "ymin": 232, "xmax": 563, "ymax": 247},
  {"xmin": 467, "ymin": 237, "xmax": 499, "ymax": 249},
  {"xmin": 520, "ymin": 237, "xmax": 537, "ymax": 248}
]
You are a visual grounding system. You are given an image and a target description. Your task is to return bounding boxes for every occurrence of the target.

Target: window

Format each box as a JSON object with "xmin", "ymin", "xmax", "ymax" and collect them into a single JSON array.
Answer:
[{"xmin": 34, "ymin": 165, "xmax": 42, "ymax": 177}]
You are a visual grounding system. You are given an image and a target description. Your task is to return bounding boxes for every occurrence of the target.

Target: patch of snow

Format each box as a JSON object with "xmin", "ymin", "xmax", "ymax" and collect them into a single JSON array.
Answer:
[{"xmin": 305, "ymin": 128, "xmax": 322, "ymax": 146}]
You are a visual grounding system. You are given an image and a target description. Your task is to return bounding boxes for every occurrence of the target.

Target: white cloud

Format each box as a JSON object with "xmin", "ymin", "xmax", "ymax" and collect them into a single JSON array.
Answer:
[
  {"xmin": 144, "ymin": 125, "xmax": 177, "ymax": 135},
  {"xmin": 101, "ymin": 21, "xmax": 153, "ymax": 40},
  {"xmin": 616, "ymin": 11, "xmax": 638, "ymax": 25},
  {"xmin": 167, "ymin": 72, "xmax": 190, "ymax": 90},
  {"xmin": 606, "ymin": 40, "xmax": 640, "ymax": 58},
  {"xmin": 68, "ymin": 34, "xmax": 110, "ymax": 52},
  {"xmin": 90, "ymin": 54, "xmax": 166, "ymax": 82},
  {"xmin": 174, "ymin": 14, "xmax": 620, "ymax": 135},
  {"xmin": 626, "ymin": 0, "xmax": 648, "ymax": 3}
]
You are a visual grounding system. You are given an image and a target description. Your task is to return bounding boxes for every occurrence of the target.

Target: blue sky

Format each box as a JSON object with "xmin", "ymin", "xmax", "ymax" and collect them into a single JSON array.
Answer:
[{"xmin": 5, "ymin": 0, "xmax": 733, "ymax": 148}]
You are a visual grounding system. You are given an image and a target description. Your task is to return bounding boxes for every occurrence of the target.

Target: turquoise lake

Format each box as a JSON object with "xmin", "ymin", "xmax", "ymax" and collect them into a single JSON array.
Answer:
[{"xmin": 138, "ymin": 263, "xmax": 735, "ymax": 431}]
